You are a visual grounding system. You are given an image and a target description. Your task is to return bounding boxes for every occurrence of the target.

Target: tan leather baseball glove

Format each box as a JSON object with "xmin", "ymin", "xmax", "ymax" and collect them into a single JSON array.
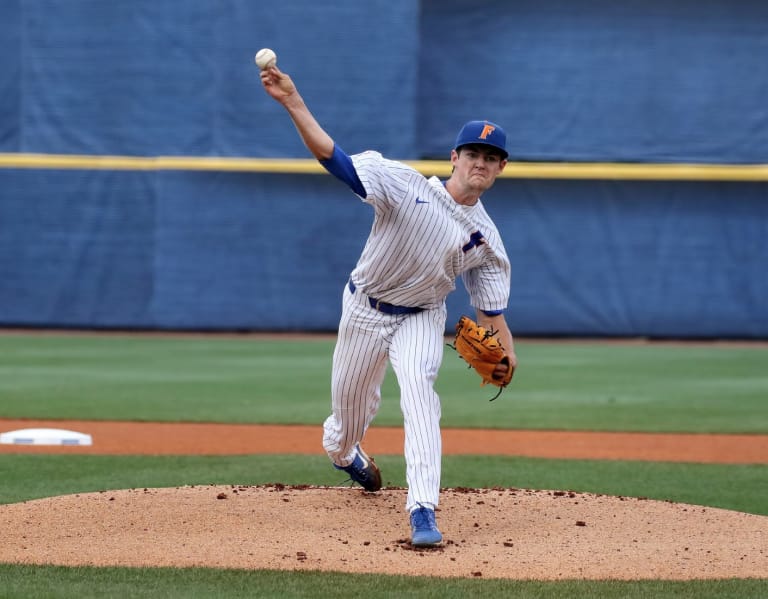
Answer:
[{"xmin": 452, "ymin": 315, "xmax": 514, "ymax": 400}]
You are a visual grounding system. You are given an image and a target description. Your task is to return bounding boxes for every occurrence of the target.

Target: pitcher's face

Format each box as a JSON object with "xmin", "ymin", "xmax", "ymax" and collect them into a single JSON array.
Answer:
[{"xmin": 451, "ymin": 145, "xmax": 506, "ymax": 193}]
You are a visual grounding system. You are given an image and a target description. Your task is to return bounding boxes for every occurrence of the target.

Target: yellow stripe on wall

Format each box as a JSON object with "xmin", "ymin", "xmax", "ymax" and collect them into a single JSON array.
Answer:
[
  {"xmin": 0, "ymin": 153, "xmax": 321, "ymax": 173},
  {"xmin": 2, "ymin": 152, "xmax": 768, "ymax": 181}
]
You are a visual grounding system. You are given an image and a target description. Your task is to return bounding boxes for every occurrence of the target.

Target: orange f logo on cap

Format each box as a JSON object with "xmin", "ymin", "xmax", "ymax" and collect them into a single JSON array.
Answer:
[{"xmin": 479, "ymin": 124, "xmax": 496, "ymax": 140}]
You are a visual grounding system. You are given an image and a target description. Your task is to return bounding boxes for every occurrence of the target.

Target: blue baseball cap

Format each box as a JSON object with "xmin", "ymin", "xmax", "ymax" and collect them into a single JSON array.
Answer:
[{"xmin": 454, "ymin": 120, "xmax": 508, "ymax": 159}]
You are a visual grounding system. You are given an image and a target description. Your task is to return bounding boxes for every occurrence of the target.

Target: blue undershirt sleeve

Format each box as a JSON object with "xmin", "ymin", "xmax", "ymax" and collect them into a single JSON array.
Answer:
[
  {"xmin": 480, "ymin": 309, "xmax": 505, "ymax": 316},
  {"xmin": 319, "ymin": 144, "xmax": 367, "ymax": 198}
]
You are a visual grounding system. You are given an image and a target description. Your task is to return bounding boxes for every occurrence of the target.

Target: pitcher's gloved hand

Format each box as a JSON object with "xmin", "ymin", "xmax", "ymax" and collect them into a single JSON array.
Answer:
[{"xmin": 451, "ymin": 315, "xmax": 515, "ymax": 400}]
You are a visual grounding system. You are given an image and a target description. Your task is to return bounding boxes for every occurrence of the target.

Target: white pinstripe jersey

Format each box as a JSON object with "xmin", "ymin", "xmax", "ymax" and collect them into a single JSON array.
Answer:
[{"xmin": 349, "ymin": 151, "xmax": 511, "ymax": 312}]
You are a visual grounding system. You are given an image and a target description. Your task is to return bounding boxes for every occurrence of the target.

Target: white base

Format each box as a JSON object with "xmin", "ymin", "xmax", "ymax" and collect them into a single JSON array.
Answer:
[{"xmin": 0, "ymin": 428, "xmax": 92, "ymax": 446}]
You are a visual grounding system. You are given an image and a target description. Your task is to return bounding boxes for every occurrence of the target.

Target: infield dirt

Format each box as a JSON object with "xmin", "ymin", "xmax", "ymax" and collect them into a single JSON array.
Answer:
[
  {"xmin": 1, "ymin": 419, "xmax": 766, "ymax": 463},
  {"xmin": 1, "ymin": 419, "xmax": 767, "ymax": 580}
]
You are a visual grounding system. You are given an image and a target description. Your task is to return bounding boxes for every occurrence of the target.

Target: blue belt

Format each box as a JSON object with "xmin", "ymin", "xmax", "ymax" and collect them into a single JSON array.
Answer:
[{"xmin": 348, "ymin": 281, "xmax": 424, "ymax": 315}]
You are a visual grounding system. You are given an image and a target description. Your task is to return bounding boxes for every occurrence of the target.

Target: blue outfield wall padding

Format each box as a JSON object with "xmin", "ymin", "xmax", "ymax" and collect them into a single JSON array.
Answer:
[
  {"xmin": 484, "ymin": 179, "xmax": 768, "ymax": 339},
  {"xmin": 151, "ymin": 171, "xmax": 368, "ymax": 330},
  {"xmin": 22, "ymin": 2, "xmax": 219, "ymax": 157},
  {"xmin": 17, "ymin": 0, "xmax": 419, "ymax": 159},
  {"xmin": 0, "ymin": 169, "xmax": 156, "ymax": 326},
  {"xmin": 419, "ymin": 0, "xmax": 768, "ymax": 164},
  {"xmin": 3, "ymin": 0, "xmax": 765, "ymax": 163},
  {"xmin": 1, "ymin": 168, "xmax": 766, "ymax": 338},
  {"xmin": 0, "ymin": 0, "xmax": 21, "ymax": 151},
  {"xmin": 214, "ymin": 0, "xmax": 420, "ymax": 159}
]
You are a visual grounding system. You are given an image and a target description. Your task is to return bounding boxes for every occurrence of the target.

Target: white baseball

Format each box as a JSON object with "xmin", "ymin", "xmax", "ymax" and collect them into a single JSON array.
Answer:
[{"xmin": 255, "ymin": 48, "xmax": 277, "ymax": 70}]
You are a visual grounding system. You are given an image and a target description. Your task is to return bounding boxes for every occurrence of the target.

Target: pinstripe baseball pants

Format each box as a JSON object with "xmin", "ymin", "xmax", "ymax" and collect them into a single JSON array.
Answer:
[{"xmin": 323, "ymin": 282, "xmax": 447, "ymax": 512}]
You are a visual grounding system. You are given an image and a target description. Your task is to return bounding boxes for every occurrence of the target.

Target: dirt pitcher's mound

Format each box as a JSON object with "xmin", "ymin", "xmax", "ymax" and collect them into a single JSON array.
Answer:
[{"xmin": 3, "ymin": 485, "xmax": 767, "ymax": 580}]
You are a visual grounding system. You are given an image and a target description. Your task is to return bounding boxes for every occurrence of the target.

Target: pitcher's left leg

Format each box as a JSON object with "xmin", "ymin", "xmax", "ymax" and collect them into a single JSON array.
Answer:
[{"xmin": 388, "ymin": 307, "xmax": 446, "ymax": 512}]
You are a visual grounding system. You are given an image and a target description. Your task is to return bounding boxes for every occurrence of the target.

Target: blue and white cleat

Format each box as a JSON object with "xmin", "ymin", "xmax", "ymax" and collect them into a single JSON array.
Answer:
[
  {"xmin": 334, "ymin": 444, "xmax": 382, "ymax": 492},
  {"xmin": 410, "ymin": 505, "xmax": 443, "ymax": 547}
]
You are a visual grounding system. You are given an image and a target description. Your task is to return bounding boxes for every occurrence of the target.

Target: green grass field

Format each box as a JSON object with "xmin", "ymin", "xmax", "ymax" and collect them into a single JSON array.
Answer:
[
  {"xmin": 1, "ymin": 333, "xmax": 766, "ymax": 598},
  {"xmin": 2, "ymin": 334, "xmax": 767, "ymax": 432}
]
